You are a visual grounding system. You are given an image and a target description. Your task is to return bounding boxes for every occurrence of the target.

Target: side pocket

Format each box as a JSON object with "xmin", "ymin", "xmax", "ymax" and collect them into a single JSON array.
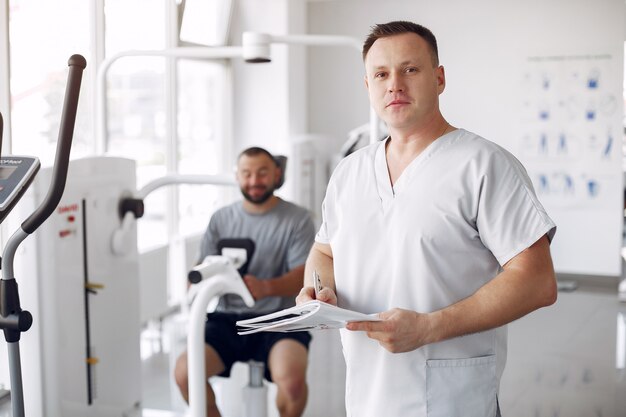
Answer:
[{"xmin": 426, "ymin": 355, "xmax": 497, "ymax": 417}]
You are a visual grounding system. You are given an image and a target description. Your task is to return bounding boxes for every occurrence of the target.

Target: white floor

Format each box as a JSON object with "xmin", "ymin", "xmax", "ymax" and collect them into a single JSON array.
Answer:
[{"xmin": 500, "ymin": 276, "xmax": 626, "ymax": 417}]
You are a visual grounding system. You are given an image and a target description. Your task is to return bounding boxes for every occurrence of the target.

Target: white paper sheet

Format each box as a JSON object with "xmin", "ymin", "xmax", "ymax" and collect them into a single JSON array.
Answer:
[{"xmin": 236, "ymin": 300, "xmax": 381, "ymax": 335}]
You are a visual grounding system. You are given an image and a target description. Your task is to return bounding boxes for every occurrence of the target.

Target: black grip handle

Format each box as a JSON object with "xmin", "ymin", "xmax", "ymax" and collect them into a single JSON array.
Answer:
[
  {"xmin": 119, "ymin": 198, "xmax": 145, "ymax": 219},
  {"xmin": 22, "ymin": 54, "xmax": 86, "ymax": 234},
  {"xmin": 188, "ymin": 270, "xmax": 202, "ymax": 284}
]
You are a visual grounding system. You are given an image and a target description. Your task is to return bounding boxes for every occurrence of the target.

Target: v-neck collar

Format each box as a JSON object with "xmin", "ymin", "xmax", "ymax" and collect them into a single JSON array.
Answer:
[{"xmin": 374, "ymin": 130, "xmax": 460, "ymax": 210}]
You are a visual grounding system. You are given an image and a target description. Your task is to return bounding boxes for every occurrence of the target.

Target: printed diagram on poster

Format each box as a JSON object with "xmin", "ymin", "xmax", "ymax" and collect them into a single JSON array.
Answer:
[{"xmin": 517, "ymin": 54, "xmax": 620, "ymax": 209}]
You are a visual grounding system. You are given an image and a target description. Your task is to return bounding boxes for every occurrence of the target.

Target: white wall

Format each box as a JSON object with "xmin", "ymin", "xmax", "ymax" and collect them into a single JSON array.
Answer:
[{"xmin": 307, "ymin": 0, "xmax": 625, "ymax": 277}]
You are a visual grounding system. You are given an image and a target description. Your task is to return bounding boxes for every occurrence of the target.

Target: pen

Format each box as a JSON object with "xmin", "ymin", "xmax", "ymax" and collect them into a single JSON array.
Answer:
[{"xmin": 313, "ymin": 270, "xmax": 322, "ymax": 298}]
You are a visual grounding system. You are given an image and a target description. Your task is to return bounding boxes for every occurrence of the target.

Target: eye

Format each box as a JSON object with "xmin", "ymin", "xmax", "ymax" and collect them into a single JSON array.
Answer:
[
  {"xmin": 405, "ymin": 66, "xmax": 418, "ymax": 73},
  {"xmin": 256, "ymin": 169, "xmax": 269, "ymax": 178},
  {"xmin": 374, "ymin": 71, "xmax": 387, "ymax": 79}
]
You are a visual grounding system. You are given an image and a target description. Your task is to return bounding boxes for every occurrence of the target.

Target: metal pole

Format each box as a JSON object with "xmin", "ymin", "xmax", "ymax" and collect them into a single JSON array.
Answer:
[
  {"xmin": 187, "ymin": 274, "xmax": 254, "ymax": 416},
  {"xmin": 8, "ymin": 342, "xmax": 24, "ymax": 417}
]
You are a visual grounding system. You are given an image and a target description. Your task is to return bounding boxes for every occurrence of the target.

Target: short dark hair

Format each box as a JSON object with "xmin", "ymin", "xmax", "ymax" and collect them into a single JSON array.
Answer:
[
  {"xmin": 238, "ymin": 146, "xmax": 278, "ymax": 166},
  {"xmin": 362, "ymin": 21, "xmax": 439, "ymax": 66}
]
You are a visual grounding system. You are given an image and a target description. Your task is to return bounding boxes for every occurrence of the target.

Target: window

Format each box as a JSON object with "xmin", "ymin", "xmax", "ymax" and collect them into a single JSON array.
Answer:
[
  {"xmin": 103, "ymin": 0, "xmax": 232, "ymax": 251},
  {"xmin": 177, "ymin": 60, "xmax": 234, "ymax": 237},
  {"xmin": 177, "ymin": 0, "xmax": 236, "ymax": 239},
  {"xmin": 9, "ymin": 0, "xmax": 93, "ymax": 165},
  {"xmin": 104, "ymin": 0, "xmax": 168, "ymax": 250},
  {"xmin": 2, "ymin": 0, "xmax": 232, "ymax": 314}
]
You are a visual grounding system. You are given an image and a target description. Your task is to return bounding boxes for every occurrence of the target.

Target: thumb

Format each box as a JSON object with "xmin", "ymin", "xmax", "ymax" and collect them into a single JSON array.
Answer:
[{"xmin": 296, "ymin": 287, "xmax": 315, "ymax": 304}]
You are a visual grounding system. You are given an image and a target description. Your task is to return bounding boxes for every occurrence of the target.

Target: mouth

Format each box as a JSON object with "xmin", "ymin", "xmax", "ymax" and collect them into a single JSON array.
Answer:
[
  {"xmin": 242, "ymin": 185, "xmax": 274, "ymax": 204},
  {"xmin": 247, "ymin": 186, "xmax": 267, "ymax": 195},
  {"xmin": 386, "ymin": 100, "xmax": 410, "ymax": 108}
]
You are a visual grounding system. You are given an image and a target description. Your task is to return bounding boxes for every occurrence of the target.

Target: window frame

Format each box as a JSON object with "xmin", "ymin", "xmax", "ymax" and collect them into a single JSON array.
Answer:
[{"xmin": 0, "ymin": 0, "xmax": 233, "ymax": 258}]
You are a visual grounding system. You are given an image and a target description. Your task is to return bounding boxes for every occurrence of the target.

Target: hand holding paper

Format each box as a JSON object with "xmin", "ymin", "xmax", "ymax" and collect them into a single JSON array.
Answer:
[
  {"xmin": 346, "ymin": 308, "xmax": 433, "ymax": 354},
  {"xmin": 236, "ymin": 300, "xmax": 381, "ymax": 335},
  {"xmin": 296, "ymin": 271, "xmax": 337, "ymax": 306}
]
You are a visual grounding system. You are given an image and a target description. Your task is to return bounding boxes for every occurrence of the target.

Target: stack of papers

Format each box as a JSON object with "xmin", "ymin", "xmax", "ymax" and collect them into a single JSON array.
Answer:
[{"xmin": 236, "ymin": 300, "xmax": 381, "ymax": 335}]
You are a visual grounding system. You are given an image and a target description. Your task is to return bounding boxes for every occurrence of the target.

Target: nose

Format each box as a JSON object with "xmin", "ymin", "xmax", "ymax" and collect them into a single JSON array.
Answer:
[
  {"xmin": 248, "ymin": 174, "xmax": 261, "ymax": 185},
  {"xmin": 247, "ymin": 173, "xmax": 268, "ymax": 187},
  {"xmin": 387, "ymin": 72, "xmax": 404, "ymax": 93}
]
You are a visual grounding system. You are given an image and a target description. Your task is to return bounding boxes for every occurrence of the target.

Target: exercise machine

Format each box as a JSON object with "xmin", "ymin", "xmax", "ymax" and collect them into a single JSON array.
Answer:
[
  {"xmin": 19, "ymin": 157, "xmax": 255, "ymax": 416},
  {"xmin": 0, "ymin": 54, "xmax": 86, "ymax": 417},
  {"xmin": 186, "ymin": 239, "xmax": 258, "ymax": 417},
  {"xmin": 20, "ymin": 156, "xmax": 144, "ymax": 416},
  {"xmin": 187, "ymin": 238, "xmax": 275, "ymax": 417}
]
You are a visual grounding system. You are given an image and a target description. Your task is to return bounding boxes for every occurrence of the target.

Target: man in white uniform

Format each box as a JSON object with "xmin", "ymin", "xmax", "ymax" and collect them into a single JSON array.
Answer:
[{"xmin": 296, "ymin": 21, "xmax": 557, "ymax": 417}]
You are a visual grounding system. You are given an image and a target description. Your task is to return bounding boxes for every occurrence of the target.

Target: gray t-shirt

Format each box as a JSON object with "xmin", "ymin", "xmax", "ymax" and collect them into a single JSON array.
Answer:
[{"xmin": 198, "ymin": 198, "xmax": 315, "ymax": 314}]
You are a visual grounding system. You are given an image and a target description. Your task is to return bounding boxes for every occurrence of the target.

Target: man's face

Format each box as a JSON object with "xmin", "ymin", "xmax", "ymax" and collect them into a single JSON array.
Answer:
[
  {"xmin": 236, "ymin": 154, "xmax": 280, "ymax": 204},
  {"xmin": 364, "ymin": 32, "xmax": 445, "ymax": 131}
]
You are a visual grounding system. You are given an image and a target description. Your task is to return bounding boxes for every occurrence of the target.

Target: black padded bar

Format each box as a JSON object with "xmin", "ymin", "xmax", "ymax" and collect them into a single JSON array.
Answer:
[{"xmin": 22, "ymin": 55, "xmax": 86, "ymax": 234}]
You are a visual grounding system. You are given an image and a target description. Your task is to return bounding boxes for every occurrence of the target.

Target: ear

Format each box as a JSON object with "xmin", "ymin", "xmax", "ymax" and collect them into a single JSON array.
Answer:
[
  {"xmin": 364, "ymin": 73, "xmax": 369, "ymax": 91},
  {"xmin": 436, "ymin": 65, "xmax": 446, "ymax": 94}
]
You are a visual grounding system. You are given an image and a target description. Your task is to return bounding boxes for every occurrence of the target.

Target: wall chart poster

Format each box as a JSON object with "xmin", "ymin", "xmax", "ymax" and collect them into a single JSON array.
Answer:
[{"xmin": 517, "ymin": 54, "xmax": 622, "ymax": 276}]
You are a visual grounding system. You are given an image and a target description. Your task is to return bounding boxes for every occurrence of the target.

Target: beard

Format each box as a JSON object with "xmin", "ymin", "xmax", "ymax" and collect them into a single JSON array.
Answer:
[{"xmin": 241, "ymin": 185, "xmax": 275, "ymax": 205}]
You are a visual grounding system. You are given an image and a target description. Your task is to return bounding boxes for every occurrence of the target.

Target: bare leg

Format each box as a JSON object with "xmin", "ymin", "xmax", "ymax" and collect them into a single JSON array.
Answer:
[
  {"xmin": 174, "ymin": 345, "xmax": 226, "ymax": 417},
  {"xmin": 268, "ymin": 339, "xmax": 308, "ymax": 417}
]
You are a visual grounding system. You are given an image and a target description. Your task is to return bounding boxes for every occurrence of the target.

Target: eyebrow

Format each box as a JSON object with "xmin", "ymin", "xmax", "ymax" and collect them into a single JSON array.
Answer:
[
  {"xmin": 240, "ymin": 167, "xmax": 270, "ymax": 173},
  {"xmin": 371, "ymin": 60, "xmax": 420, "ymax": 70}
]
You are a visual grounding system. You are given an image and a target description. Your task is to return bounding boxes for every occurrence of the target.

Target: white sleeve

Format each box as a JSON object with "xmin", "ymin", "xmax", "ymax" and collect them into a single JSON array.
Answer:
[
  {"xmin": 315, "ymin": 162, "xmax": 344, "ymax": 245},
  {"xmin": 475, "ymin": 148, "xmax": 556, "ymax": 266},
  {"xmin": 315, "ymin": 198, "xmax": 331, "ymax": 244}
]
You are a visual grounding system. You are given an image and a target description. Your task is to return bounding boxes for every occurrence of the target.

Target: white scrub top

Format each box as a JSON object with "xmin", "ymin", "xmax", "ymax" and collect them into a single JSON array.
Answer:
[{"xmin": 316, "ymin": 129, "xmax": 556, "ymax": 417}]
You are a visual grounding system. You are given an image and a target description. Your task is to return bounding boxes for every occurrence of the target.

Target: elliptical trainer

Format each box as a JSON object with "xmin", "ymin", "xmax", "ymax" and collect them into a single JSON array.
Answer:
[{"xmin": 0, "ymin": 54, "xmax": 86, "ymax": 417}]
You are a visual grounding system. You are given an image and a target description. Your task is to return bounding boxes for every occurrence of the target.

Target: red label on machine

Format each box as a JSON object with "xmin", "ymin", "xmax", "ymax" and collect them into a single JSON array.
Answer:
[
  {"xmin": 58, "ymin": 229, "xmax": 75, "ymax": 238},
  {"xmin": 58, "ymin": 204, "xmax": 79, "ymax": 214}
]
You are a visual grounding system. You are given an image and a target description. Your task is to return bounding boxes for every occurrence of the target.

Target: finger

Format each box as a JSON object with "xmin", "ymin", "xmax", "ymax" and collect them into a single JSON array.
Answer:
[
  {"xmin": 346, "ymin": 320, "xmax": 384, "ymax": 332},
  {"xmin": 317, "ymin": 287, "xmax": 337, "ymax": 304},
  {"xmin": 295, "ymin": 287, "xmax": 315, "ymax": 304}
]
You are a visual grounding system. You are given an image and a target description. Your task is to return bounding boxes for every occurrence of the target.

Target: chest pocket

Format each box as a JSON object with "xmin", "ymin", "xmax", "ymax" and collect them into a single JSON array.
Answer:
[{"xmin": 426, "ymin": 355, "xmax": 497, "ymax": 417}]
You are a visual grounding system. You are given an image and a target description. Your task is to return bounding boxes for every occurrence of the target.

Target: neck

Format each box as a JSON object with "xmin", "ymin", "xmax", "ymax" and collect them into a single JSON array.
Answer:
[
  {"xmin": 387, "ymin": 116, "xmax": 453, "ymax": 161},
  {"xmin": 242, "ymin": 195, "xmax": 280, "ymax": 214}
]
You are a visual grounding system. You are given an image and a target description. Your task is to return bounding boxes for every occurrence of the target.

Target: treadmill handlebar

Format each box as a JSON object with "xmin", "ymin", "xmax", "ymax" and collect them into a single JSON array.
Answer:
[{"xmin": 22, "ymin": 54, "xmax": 86, "ymax": 234}]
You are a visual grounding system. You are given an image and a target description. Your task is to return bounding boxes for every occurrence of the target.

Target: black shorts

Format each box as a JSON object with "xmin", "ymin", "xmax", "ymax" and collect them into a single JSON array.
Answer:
[{"xmin": 205, "ymin": 312, "xmax": 312, "ymax": 382}]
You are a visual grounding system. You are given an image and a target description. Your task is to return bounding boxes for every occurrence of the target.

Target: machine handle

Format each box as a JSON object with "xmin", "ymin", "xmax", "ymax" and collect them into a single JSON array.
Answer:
[{"xmin": 22, "ymin": 54, "xmax": 86, "ymax": 234}]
